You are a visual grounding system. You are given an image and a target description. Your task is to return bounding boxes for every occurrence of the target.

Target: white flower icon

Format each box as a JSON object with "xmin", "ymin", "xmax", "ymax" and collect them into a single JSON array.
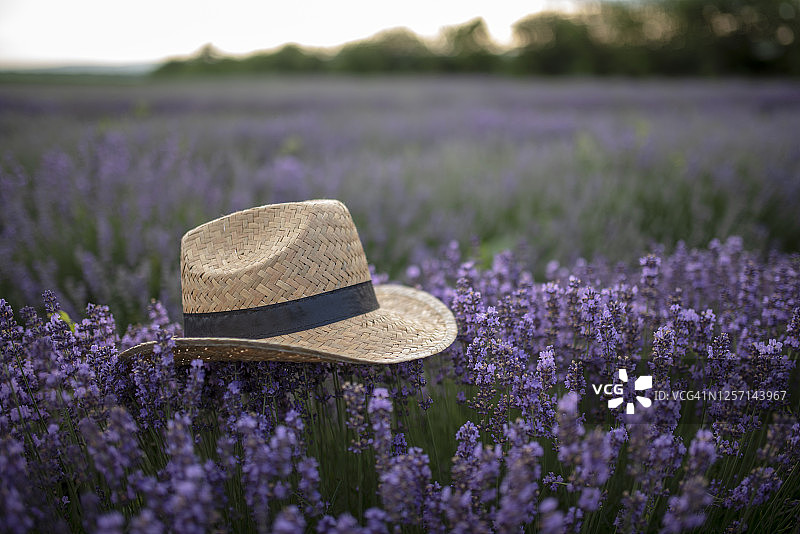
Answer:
[{"xmin": 608, "ymin": 369, "xmax": 652, "ymax": 414}]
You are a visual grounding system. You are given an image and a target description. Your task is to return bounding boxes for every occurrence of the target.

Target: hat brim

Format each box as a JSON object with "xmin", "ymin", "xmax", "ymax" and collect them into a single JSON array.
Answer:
[{"xmin": 118, "ymin": 285, "xmax": 458, "ymax": 364}]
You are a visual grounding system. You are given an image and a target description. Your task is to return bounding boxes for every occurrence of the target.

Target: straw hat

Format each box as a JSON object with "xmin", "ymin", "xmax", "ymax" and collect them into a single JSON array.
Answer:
[{"xmin": 119, "ymin": 199, "xmax": 457, "ymax": 364}]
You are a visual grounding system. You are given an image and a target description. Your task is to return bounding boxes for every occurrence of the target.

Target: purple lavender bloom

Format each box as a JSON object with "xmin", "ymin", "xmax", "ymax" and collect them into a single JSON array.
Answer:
[
  {"xmin": 79, "ymin": 406, "xmax": 141, "ymax": 500},
  {"xmin": 659, "ymin": 429, "xmax": 717, "ymax": 533},
  {"xmin": 379, "ymin": 447, "xmax": 431, "ymax": 526},
  {"xmin": 368, "ymin": 387, "xmax": 393, "ymax": 475},
  {"xmin": 316, "ymin": 513, "xmax": 360, "ymax": 534},
  {"xmin": 595, "ymin": 304, "xmax": 622, "ymax": 366},
  {"xmin": 661, "ymin": 475, "xmax": 712, "ymax": 534},
  {"xmin": 428, "ymin": 484, "xmax": 491, "ymax": 534},
  {"xmin": 650, "ymin": 433, "xmax": 687, "ymax": 475},
  {"xmin": 363, "ymin": 508, "xmax": 389, "ymax": 534},
  {"xmin": 749, "ymin": 339, "xmax": 794, "ymax": 407},
  {"xmin": 706, "ymin": 333, "xmax": 735, "ymax": 386},
  {"xmin": 272, "ymin": 505, "xmax": 306, "ymax": 534},
  {"xmin": 0, "ymin": 436, "xmax": 36, "ymax": 533},
  {"xmin": 758, "ymin": 418, "xmax": 800, "ymax": 468},
  {"xmin": 495, "ymin": 437, "xmax": 544, "ymax": 531},
  {"xmin": 563, "ymin": 505, "xmax": 584, "ymax": 533},
  {"xmin": 724, "ymin": 466, "xmax": 783, "ymax": 510},
  {"xmin": 782, "ymin": 307, "xmax": 800, "ymax": 350},
  {"xmin": 668, "ymin": 303, "xmax": 700, "ymax": 359},
  {"xmin": 391, "ymin": 432, "xmax": 408, "ymax": 456},
  {"xmin": 538, "ymin": 497, "xmax": 565, "ymax": 534},
  {"xmin": 578, "ymin": 487, "xmax": 601, "ymax": 510},
  {"xmin": 542, "ymin": 472, "xmax": 565, "ymax": 491},
  {"xmin": 543, "ymin": 281, "xmax": 565, "ymax": 345},
  {"xmin": 93, "ymin": 511, "xmax": 125, "ymax": 533},
  {"xmin": 536, "ymin": 346, "xmax": 557, "ymax": 389},
  {"xmin": 564, "ymin": 359, "xmax": 586, "ymax": 396},
  {"xmin": 649, "ymin": 326, "xmax": 675, "ymax": 384},
  {"xmin": 128, "ymin": 508, "xmax": 164, "ymax": 534},
  {"xmin": 451, "ymin": 441, "xmax": 502, "ymax": 510},
  {"xmin": 455, "ymin": 421, "xmax": 479, "ymax": 460},
  {"xmin": 614, "ymin": 490, "xmax": 649, "ymax": 533},
  {"xmin": 617, "ymin": 423, "xmax": 687, "ymax": 531},
  {"xmin": 161, "ymin": 413, "xmax": 218, "ymax": 533},
  {"xmin": 343, "ymin": 381, "xmax": 371, "ymax": 453},
  {"xmin": 687, "ymin": 428, "xmax": 717, "ymax": 474},
  {"xmin": 129, "ymin": 330, "xmax": 178, "ymax": 429},
  {"xmin": 555, "ymin": 392, "xmax": 585, "ymax": 466},
  {"xmin": 119, "ymin": 300, "xmax": 182, "ymax": 351},
  {"xmin": 297, "ymin": 456, "xmax": 325, "ymax": 517},
  {"xmin": 639, "ymin": 253, "xmax": 662, "ymax": 323},
  {"xmin": 178, "ymin": 359, "xmax": 205, "ymax": 420},
  {"xmin": 77, "ymin": 303, "xmax": 118, "ymax": 347},
  {"xmin": 127, "ymin": 507, "xmax": 164, "ymax": 534}
]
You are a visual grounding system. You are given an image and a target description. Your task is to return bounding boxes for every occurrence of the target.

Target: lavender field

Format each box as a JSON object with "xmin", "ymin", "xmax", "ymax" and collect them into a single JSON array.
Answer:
[
  {"xmin": 1, "ymin": 77, "xmax": 800, "ymax": 532},
  {"xmin": 2, "ymin": 77, "xmax": 800, "ymax": 326}
]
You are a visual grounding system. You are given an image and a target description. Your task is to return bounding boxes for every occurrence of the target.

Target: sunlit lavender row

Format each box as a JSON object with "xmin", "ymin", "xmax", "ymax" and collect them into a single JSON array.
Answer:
[
  {"xmin": 2, "ymin": 78, "xmax": 799, "ymax": 327},
  {"xmin": 1, "ymin": 234, "xmax": 798, "ymax": 532}
]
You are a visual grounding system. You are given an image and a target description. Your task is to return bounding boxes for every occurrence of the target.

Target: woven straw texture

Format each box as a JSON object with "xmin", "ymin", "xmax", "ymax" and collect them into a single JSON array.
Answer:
[
  {"xmin": 181, "ymin": 200, "xmax": 371, "ymax": 314},
  {"xmin": 120, "ymin": 199, "xmax": 457, "ymax": 364},
  {"xmin": 120, "ymin": 285, "xmax": 457, "ymax": 364}
]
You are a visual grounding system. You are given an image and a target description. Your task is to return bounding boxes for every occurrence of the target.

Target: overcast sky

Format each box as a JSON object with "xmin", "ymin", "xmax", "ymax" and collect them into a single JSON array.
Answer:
[{"xmin": 0, "ymin": 0, "xmax": 579, "ymax": 68}]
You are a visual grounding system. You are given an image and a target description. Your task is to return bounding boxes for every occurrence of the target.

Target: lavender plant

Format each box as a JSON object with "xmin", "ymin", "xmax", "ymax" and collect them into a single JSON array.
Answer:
[
  {"xmin": 2, "ymin": 78, "xmax": 799, "ymax": 327},
  {"xmin": 1, "ymin": 236, "xmax": 798, "ymax": 532}
]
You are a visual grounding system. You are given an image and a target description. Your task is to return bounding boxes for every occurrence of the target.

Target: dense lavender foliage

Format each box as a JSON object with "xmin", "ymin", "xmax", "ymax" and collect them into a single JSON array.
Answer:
[
  {"xmin": 1, "ymin": 238, "xmax": 799, "ymax": 532},
  {"xmin": 1, "ymin": 78, "xmax": 799, "ymax": 326},
  {"xmin": 1, "ymin": 77, "xmax": 799, "ymax": 532}
]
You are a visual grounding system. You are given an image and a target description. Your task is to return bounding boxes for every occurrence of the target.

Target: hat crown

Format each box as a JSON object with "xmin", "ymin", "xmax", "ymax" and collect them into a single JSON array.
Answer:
[{"xmin": 181, "ymin": 200, "xmax": 372, "ymax": 314}]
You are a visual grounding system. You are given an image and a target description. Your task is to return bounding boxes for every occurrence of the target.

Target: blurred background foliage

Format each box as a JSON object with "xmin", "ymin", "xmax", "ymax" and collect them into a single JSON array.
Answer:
[{"xmin": 153, "ymin": 0, "xmax": 800, "ymax": 77}]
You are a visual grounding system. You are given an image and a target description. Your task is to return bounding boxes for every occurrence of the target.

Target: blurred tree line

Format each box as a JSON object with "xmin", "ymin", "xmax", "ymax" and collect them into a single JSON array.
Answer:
[{"xmin": 154, "ymin": 0, "xmax": 799, "ymax": 76}]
